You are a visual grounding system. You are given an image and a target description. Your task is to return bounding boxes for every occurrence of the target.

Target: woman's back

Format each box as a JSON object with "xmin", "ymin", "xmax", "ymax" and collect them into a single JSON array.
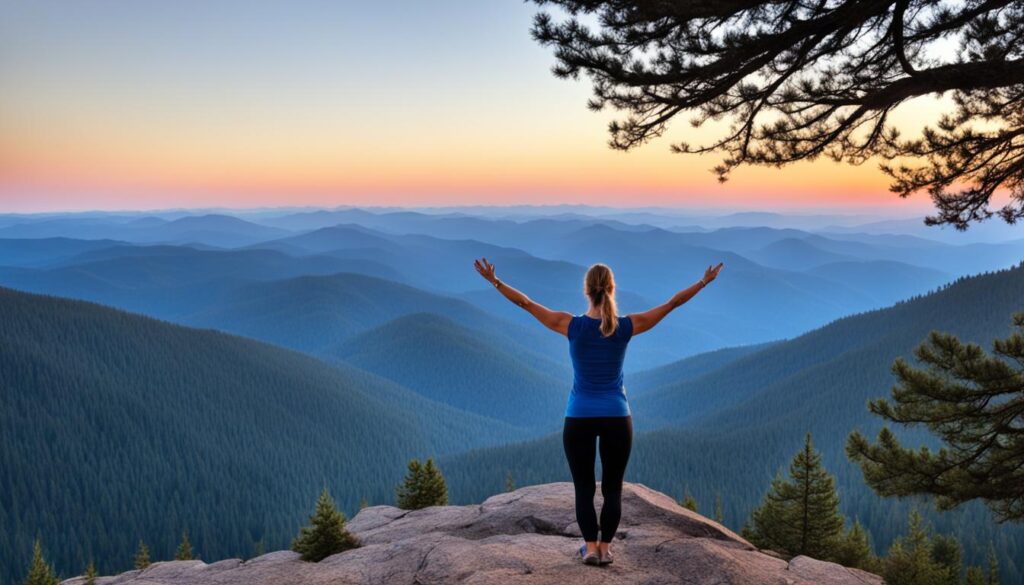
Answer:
[{"xmin": 565, "ymin": 314, "xmax": 633, "ymax": 417}]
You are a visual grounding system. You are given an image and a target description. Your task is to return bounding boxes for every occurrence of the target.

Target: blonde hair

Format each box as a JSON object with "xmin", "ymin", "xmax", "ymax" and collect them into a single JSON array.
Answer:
[{"xmin": 585, "ymin": 263, "xmax": 618, "ymax": 337}]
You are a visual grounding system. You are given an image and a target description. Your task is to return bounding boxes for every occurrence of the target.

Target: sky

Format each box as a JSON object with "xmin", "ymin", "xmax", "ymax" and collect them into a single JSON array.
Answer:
[{"xmin": 0, "ymin": 0, "xmax": 947, "ymax": 213}]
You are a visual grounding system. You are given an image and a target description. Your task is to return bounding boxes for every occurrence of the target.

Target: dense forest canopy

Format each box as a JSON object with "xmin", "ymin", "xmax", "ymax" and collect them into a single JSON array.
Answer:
[{"xmin": 530, "ymin": 0, "xmax": 1024, "ymax": 228}]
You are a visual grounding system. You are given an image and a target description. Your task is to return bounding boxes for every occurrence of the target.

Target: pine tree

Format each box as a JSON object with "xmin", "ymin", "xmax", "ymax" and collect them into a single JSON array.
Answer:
[
  {"xmin": 83, "ymin": 560, "xmax": 98, "ymax": 585},
  {"xmin": 967, "ymin": 566, "xmax": 987, "ymax": 585},
  {"xmin": 505, "ymin": 470, "xmax": 515, "ymax": 493},
  {"xmin": 744, "ymin": 433, "xmax": 845, "ymax": 559},
  {"xmin": 359, "ymin": 497, "xmax": 369, "ymax": 510},
  {"xmin": 713, "ymin": 492, "xmax": 723, "ymax": 524},
  {"xmin": 396, "ymin": 458, "xmax": 448, "ymax": 510},
  {"xmin": 291, "ymin": 488, "xmax": 359, "ymax": 562},
  {"xmin": 133, "ymin": 539, "xmax": 150, "ymax": 570},
  {"xmin": 679, "ymin": 489, "xmax": 698, "ymax": 513},
  {"xmin": 882, "ymin": 509, "xmax": 962, "ymax": 585},
  {"xmin": 21, "ymin": 539, "xmax": 58, "ymax": 585},
  {"xmin": 529, "ymin": 0, "xmax": 1024, "ymax": 227},
  {"xmin": 174, "ymin": 530, "xmax": 193, "ymax": 561},
  {"xmin": 930, "ymin": 534, "xmax": 962, "ymax": 585},
  {"xmin": 832, "ymin": 519, "xmax": 876, "ymax": 571},
  {"xmin": 987, "ymin": 544, "xmax": 1001, "ymax": 585},
  {"xmin": 847, "ymin": 314, "xmax": 1024, "ymax": 521}
]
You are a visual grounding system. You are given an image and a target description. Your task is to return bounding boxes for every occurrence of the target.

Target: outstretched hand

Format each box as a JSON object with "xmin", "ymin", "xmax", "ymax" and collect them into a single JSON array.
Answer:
[
  {"xmin": 474, "ymin": 257, "xmax": 497, "ymax": 284},
  {"xmin": 703, "ymin": 262, "xmax": 724, "ymax": 284}
]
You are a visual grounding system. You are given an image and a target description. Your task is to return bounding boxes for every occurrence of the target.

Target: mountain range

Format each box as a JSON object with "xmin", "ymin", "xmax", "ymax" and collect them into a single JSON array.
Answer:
[{"xmin": 1, "ymin": 206, "xmax": 1023, "ymax": 584}]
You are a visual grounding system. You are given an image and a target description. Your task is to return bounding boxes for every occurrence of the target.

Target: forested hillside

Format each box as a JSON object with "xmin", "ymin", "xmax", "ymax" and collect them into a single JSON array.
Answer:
[
  {"xmin": 327, "ymin": 313, "xmax": 569, "ymax": 431},
  {"xmin": 442, "ymin": 263, "xmax": 1024, "ymax": 583},
  {"xmin": 0, "ymin": 287, "xmax": 528, "ymax": 584}
]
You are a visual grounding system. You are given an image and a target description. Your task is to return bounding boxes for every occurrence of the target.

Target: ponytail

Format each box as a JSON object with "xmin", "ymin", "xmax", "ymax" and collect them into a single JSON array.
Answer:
[
  {"xmin": 599, "ymin": 291, "xmax": 619, "ymax": 337},
  {"xmin": 585, "ymin": 263, "xmax": 618, "ymax": 337}
]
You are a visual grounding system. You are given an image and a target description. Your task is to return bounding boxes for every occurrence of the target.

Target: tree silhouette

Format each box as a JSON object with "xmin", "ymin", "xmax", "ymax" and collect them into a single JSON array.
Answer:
[
  {"xmin": 847, "ymin": 313, "xmax": 1024, "ymax": 522},
  {"xmin": 530, "ymin": 0, "xmax": 1024, "ymax": 228}
]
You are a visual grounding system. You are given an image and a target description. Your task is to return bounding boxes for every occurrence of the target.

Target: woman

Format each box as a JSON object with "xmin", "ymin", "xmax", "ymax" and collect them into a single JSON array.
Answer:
[{"xmin": 473, "ymin": 258, "xmax": 724, "ymax": 566}]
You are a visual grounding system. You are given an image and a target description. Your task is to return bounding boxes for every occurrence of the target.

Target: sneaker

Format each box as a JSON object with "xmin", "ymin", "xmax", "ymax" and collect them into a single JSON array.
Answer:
[
  {"xmin": 579, "ymin": 544, "xmax": 600, "ymax": 566},
  {"xmin": 599, "ymin": 549, "xmax": 614, "ymax": 565}
]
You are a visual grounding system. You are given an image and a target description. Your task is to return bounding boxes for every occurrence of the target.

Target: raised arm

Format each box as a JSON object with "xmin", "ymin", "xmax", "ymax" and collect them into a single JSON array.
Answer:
[
  {"xmin": 474, "ymin": 257, "xmax": 572, "ymax": 336},
  {"xmin": 629, "ymin": 263, "xmax": 724, "ymax": 336}
]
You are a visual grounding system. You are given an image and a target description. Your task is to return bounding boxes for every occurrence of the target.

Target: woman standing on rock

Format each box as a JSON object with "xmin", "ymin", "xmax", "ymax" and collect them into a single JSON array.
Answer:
[{"xmin": 473, "ymin": 258, "xmax": 724, "ymax": 566}]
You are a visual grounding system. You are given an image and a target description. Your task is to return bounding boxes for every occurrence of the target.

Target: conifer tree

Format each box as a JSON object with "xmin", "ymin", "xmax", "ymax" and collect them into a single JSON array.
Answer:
[
  {"xmin": 21, "ymin": 539, "xmax": 58, "ymax": 585},
  {"xmin": 133, "ymin": 539, "xmax": 150, "ymax": 570},
  {"xmin": 396, "ymin": 458, "xmax": 448, "ymax": 510},
  {"xmin": 505, "ymin": 470, "xmax": 515, "ymax": 493},
  {"xmin": 292, "ymin": 488, "xmax": 359, "ymax": 562},
  {"xmin": 967, "ymin": 567, "xmax": 987, "ymax": 585},
  {"xmin": 713, "ymin": 493, "xmax": 723, "ymax": 524},
  {"xmin": 987, "ymin": 545, "xmax": 1001, "ymax": 585},
  {"xmin": 83, "ymin": 560, "xmax": 98, "ymax": 585},
  {"xmin": 529, "ymin": 0, "xmax": 1024, "ymax": 227},
  {"xmin": 847, "ymin": 314, "xmax": 1024, "ymax": 521},
  {"xmin": 881, "ymin": 509, "xmax": 963, "ymax": 585},
  {"xmin": 744, "ymin": 433, "xmax": 844, "ymax": 559},
  {"xmin": 832, "ymin": 520, "xmax": 876, "ymax": 571},
  {"xmin": 174, "ymin": 530, "xmax": 193, "ymax": 561},
  {"xmin": 679, "ymin": 489, "xmax": 698, "ymax": 513},
  {"xmin": 359, "ymin": 497, "xmax": 369, "ymax": 510}
]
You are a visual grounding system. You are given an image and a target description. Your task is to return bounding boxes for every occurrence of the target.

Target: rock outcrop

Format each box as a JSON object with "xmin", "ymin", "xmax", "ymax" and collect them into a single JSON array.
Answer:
[{"xmin": 62, "ymin": 482, "xmax": 882, "ymax": 585}]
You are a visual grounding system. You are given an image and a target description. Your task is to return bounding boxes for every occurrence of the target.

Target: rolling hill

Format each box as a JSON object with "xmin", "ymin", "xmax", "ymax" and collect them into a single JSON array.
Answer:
[
  {"xmin": 0, "ymin": 214, "xmax": 293, "ymax": 247},
  {"xmin": 0, "ymin": 247, "xmax": 403, "ymax": 320},
  {"xmin": 327, "ymin": 313, "xmax": 569, "ymax": 431},
  {"xmin": 0, "ymin": 237, "xmax": 128, "ymax": 268},
  {"xmin": 182, "ymin": 272, "xmax": 569, "ymax": 364}
]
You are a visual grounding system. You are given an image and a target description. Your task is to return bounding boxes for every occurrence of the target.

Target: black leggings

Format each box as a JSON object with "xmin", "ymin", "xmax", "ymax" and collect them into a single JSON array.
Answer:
[{"xmin": 562, "ymin": 416, "xmax": 633, "ymax": 543}]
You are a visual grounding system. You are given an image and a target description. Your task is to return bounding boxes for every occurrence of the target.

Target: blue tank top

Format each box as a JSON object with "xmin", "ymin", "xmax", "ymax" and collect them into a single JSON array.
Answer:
[{"xmin": 565, "ymin": 314, "xmax": 633, "ymax": 418}]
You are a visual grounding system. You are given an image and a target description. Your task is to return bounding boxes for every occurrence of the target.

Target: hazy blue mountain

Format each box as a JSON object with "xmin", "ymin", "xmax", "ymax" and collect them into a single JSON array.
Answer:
[
  {"xmin": 254, "ymin": 223, "xmax": 401, "ymax": 253},
  {"xmin": 0, "ymin": 237, "xmax": 128, "ymax": 267},
  {"xmin": 807, "ymin": 260, "xmax": 951, "ymax": 306},
  {"xmin": 823, "ymin": 216, "xmax": 1024, "ymax": 244},
  {"xmin": 182, "ymin": 272, "xmax": 568, "ymax": 365},
  {"xmin": 261, "ymin": 209, "xmax": 470, "ymax": 233},
  {"xmin": 131, "ymin": 214, "xmax": 292, "ymax": 247},
  {"xmin": 0, "ymin": 286, "xmax": 528, "ymax": 585},
  {"xmin": 265, "ymin": 225, "xmax": 588, "ymax": 294},
  {"xmin": 0, "ymin": 247, "xmax": 400, "ymax": 319},
  {"xmin": 328, "ymin": 312, "xmax": 569, "ymax": 431},
  {"xmin": 0, "ymin": 213, "xmax": 293, "ymax": 247},
  {"xmin": 745, "ymin": 237, "xmax": 856, "ymax": 270},
  {"xmin": 0, "ymin": 216, "xmax": 147, "ymax": 239},
  {"xmin": 628, "ymin": 341, "xmax": 778, "ymax": 397},
  {"xmin": 805, "ymin": 232, "xmax": 1024, "ymax": 275}
]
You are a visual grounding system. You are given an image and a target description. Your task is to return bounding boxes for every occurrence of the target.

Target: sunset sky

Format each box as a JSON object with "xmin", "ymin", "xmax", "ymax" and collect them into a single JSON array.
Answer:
[{"xmin": 0, "ymin": 0, "xmax": 949, "ymax": 213}]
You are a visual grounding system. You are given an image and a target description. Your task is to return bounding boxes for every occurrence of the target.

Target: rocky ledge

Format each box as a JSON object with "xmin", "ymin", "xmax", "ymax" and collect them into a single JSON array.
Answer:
[{"xmin": 62, "ymin": 482, "xmax": 882, "ymax": 585}]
